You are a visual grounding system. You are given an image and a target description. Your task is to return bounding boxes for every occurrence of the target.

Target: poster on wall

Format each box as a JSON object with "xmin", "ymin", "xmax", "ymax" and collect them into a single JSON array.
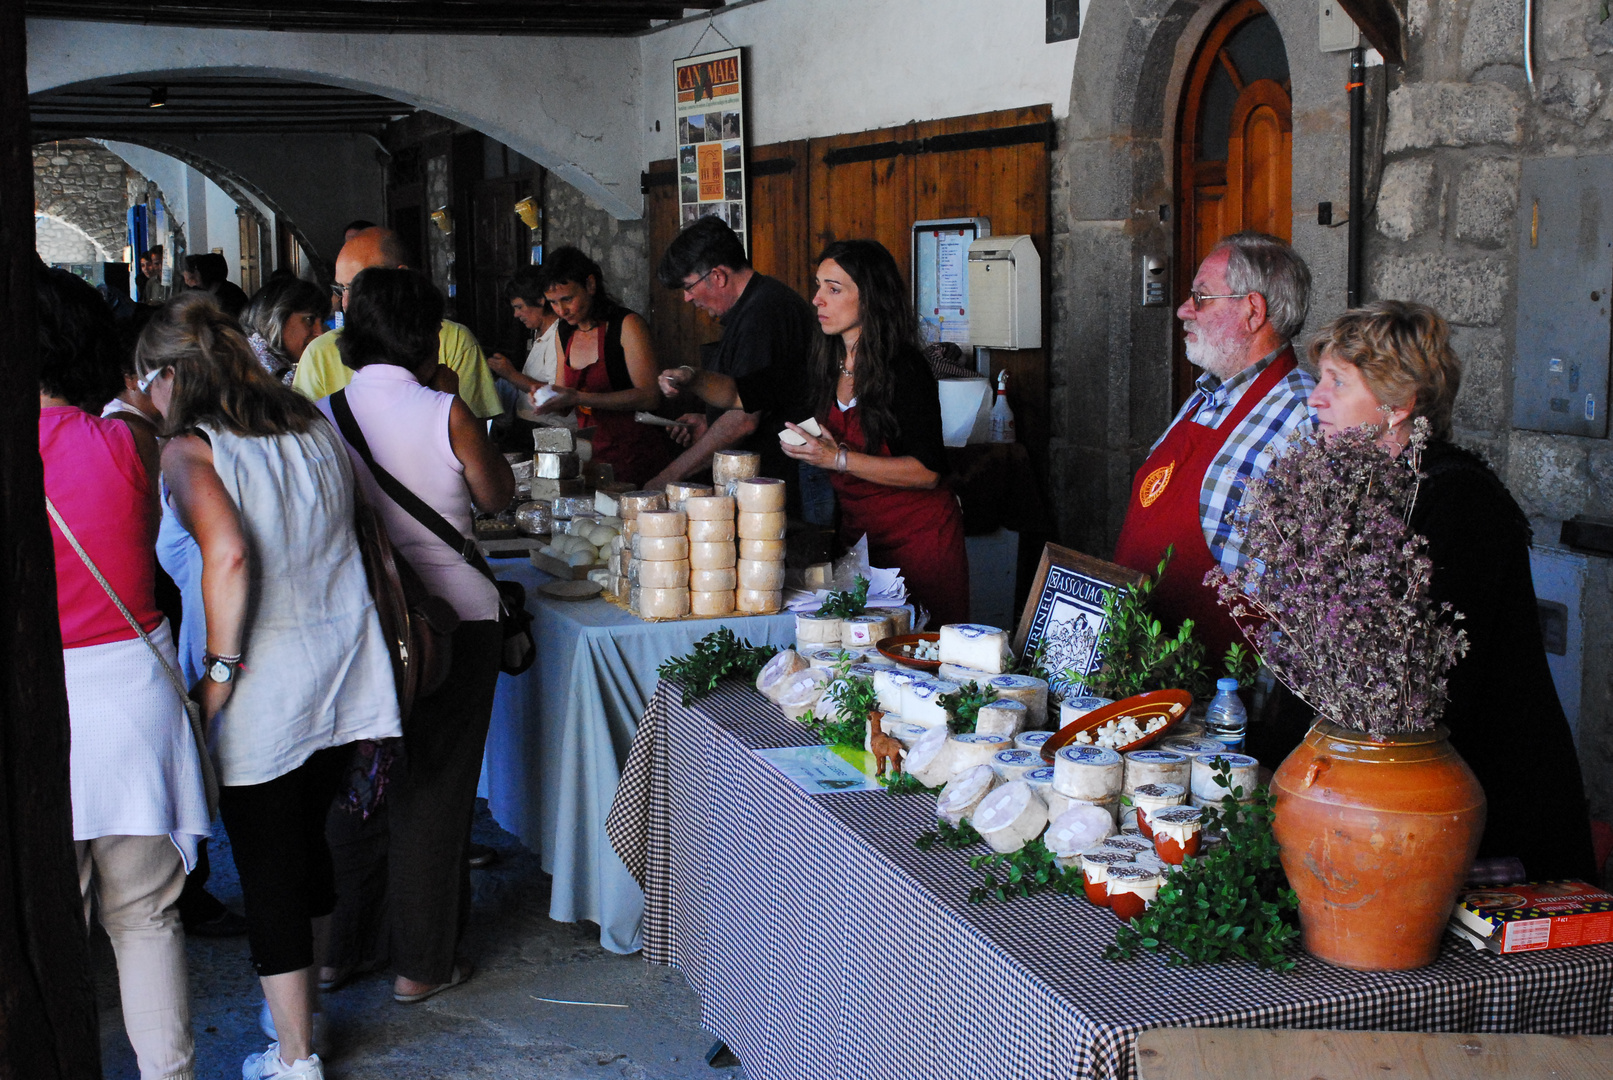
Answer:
[{"xmin": 675, "ymin": 47, "xmax": 747, "ymax": 251}]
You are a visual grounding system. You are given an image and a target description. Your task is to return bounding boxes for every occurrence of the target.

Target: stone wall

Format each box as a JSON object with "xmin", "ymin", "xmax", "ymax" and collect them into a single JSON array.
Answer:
[
  {"xmin": 543, "ymin": 174, "xmax": 649, "ymax": 318},
  {"xmin": 33, "ymin": 139, "xmax": 129, "ymax": 260}
]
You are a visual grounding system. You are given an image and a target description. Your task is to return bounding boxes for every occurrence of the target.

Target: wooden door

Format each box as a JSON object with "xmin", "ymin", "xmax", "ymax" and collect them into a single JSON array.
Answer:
[
  {"xmin": 468, "ymin": 175, "xmax": 534, "ymax": 355},
  {"xmin": 1174, "ymin": 1, "xmax": 1292, "ymax": 405}
]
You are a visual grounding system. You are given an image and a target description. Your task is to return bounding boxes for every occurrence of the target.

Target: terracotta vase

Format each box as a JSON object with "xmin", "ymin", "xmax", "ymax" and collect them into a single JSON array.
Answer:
[{"xmin": 1271, "ymin": 721, "xmax": 1486, "ymax": 971}]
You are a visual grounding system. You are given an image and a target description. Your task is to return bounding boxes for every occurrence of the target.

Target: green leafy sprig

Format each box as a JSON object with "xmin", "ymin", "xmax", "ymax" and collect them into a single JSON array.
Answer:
[
  {"xmin": 1013, "ymin": 640, "xmax": 1054, "ymax": 682},
  {"xmin": 1081, "ymin": 548, "xmax": 1211, "ymax": 701},
  {"xmin": 939, "ymin": 681, "xmax": 999, "ymax": 734},
  {"xmin": 915, "ymin": 819, "xmax": 982, "ymax": 851},
  {"xmin": 816, "ymin": 575, "xmax": 870, "ymax": 619},
  {"xmin": 1104, "ymin": 758, "xmax": 1300, "ymax": 971},
  {"xmin": 967, "ymin": 839, "xmax": 1084, "ymax": 903},
  {"xmin": 657, "ymin": 627, "xmax": 780, "ymax": 706},
  {"xmin": 813, "ymin": 673, "xmax": 878, "ymax": 747},
  {"xmin": 881, "ymin": 771, "xmax": 941, "ymax": 796},
  {"xmin": 1223, "ymin": 642, "xmax": 1261, "ymax": 689}
]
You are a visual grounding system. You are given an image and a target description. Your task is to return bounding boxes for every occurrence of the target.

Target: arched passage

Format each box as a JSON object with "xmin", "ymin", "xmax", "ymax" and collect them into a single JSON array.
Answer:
[{"xmin": 34, "ymin": 214, "xmax": 108, "ymax": 264}]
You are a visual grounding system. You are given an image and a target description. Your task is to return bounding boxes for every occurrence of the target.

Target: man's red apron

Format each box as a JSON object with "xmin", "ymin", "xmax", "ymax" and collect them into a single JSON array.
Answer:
[{"xmin": 1112, "ymin": 349, "xmax": 1296, "ymax": 660}]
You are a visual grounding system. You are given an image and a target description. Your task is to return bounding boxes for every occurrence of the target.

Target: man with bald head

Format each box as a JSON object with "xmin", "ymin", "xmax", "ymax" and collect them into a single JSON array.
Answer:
[{"xmin": 291, "ymin": 227, "xmax": 502, "ymax": 418}]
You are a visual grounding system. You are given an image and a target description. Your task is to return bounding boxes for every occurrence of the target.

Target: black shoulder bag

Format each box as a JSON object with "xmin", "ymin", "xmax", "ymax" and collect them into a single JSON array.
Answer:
[{"xmin": 330, "ymin": 389, "xmax": 537, "ymax": 677}]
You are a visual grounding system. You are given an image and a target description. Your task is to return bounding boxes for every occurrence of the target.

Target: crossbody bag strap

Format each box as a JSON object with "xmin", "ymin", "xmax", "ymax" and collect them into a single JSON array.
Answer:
[{"xmin": 328, "ymin": 388, "xmax": 499, "ymax": 587}]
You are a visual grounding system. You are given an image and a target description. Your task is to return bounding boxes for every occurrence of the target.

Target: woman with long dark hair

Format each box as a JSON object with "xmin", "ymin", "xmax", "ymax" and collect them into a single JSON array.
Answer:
[
  {"xmin": 534, "ymin": 246, "xmax": 674, "ymax": 486},
  {"xmin": 780, "ymin": 239, "xmax": 969, "ymax": 624}
]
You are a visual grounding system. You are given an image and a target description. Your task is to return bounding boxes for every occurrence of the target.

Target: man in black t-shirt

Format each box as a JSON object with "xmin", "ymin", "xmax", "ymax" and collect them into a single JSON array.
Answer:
[{"xmin": 650, "ymin": 216, "xmax": 830, "ymax": 521}]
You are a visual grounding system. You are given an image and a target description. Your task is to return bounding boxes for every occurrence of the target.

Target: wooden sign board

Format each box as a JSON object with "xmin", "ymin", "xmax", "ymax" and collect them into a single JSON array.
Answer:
[{"xmin": 1012, "ymin": 543, "xmax": 1143, "ymax": 696}]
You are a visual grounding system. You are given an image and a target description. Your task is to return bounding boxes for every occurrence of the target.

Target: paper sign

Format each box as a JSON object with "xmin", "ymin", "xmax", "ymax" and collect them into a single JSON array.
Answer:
[{"xmin": 675, "ymin": 48, "xmax": 748, "ymax": 251}]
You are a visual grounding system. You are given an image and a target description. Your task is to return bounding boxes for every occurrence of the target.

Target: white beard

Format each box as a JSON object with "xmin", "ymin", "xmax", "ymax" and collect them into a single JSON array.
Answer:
[{"xmin": 1184, "ymin": 326, "xmax": 1243, "ymax": 381}]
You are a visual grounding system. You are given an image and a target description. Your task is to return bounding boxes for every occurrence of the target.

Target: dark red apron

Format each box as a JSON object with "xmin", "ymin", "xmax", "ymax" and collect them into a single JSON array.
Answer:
[
  {"xmin": 1112, "ymin": 349, "xmax": 1297, "ymax": 659},
  {"xmin": 823, "ymin": 402, "xmax": 970, "ymax": 627},
  {"xmin": 558, "ymin": 324, "xmax": 673, "ymax": 488}
]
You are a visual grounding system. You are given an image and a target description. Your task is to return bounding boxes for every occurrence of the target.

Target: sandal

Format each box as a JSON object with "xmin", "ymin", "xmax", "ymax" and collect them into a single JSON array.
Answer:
[{"xmin": 393, "ymin": 964, "xmax": 471, "ymax": 1004}]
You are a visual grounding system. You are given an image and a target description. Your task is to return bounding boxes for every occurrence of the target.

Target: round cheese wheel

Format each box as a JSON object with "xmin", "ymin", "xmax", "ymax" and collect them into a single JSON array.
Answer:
[
  {"xmin": 711, "ymin": 449, "xmax": 762, "ymax": 485},
  {"xmin": 936, "ymin": 764, "xmax": 1000, "ymax": 827},
  {"xmin": 736, "ymin": 510, "xmax": 787, "ymax": 540},
  {"xmin": 636, "ymin": 558, "xmax": 690, "ymax": 589},
  {"xmin": 664, "ymin": 482, "xmax": 713, "ymax": 510},
  {"xmin": 688, "ymin": 540, "xmax": 737, "ymax": 569},
  {"xmin": 638, "ymin": 587, "xmax": 690, "ymax": 619},
  {"xmin": 690, "ymin": 589, "xmax": 736, "ymax": 616},
  {"xmin": 688, "ymin": 517, "xmax": 736, "ymax": 542},
  {"xmin": 633, "ymin": 534, "xmax": 689, "ymax": 562},
  {"xmin": 1053, "ymin": 745, "xmax": 1124, "ymax": 800},
  {"xmin": 739, "ymin": 538, "xmax": 786, "ymax": 561},
  {"xmin": 690, "ymin": 566, "xmax": 738, "ymax": 591},
  {"xmin": 795, "ymin": 613, "xmax": 843, "ymax": 645},
  {"xmin": 841, "ymin": 614, "xmax": 894, "ymax": 649},
  {"xmin": 868, "ymin": 606, "xmax": 913, "ymax": 637},
  {"xmin": 684, "ymin": 494, "xmax": 736, "ymax": 520},
  {"xmin": 734, "ymin": 477, "xmax": 787, "ymax": 512},
  {"xmin": 736, "ymin": 558, "xmax": 786, "ymax": 590},
  {"xmin": 974, "ymin": 781, "xmax": 1049, "ymax": 854},
  {"xmin": 756, "ymin": 649, "xmax": 808, "ymax": 700},
  {"xmin": 905, "ymin": 727, "xmax": 957, "ymax": 788},
  {"xmin": 636, "ymin": 510, "xmax": 687, "ymax": 537},
  {"xmin": 618, "ymin": 491, "xmax": 668, "ymax": 520},
  {"xmin": 736, "ymin": 587, "xmax": 782, "ymax": 613}
]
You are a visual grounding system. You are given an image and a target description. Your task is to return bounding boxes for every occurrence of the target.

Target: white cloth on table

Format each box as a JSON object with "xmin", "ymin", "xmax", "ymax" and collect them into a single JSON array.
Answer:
[{"xmin": 198, "ymin": 418, "xmax": 401, "ymax": 787}]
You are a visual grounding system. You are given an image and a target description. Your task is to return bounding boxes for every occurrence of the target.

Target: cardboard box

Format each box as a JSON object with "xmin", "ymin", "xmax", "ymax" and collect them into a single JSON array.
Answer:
[{"xmin": 1450, "ymin": 880, "xmax": 1613, "ymax": 954}]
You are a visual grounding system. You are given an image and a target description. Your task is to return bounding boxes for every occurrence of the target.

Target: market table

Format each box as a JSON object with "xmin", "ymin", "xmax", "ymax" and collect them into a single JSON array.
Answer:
[
  {"xmin": 479, "ymin": 558, "xmax": 797, "ymax": 954},
  {"xmin": 606, "ymin": 680, "xmax": 1613, "ymax": 1080}
]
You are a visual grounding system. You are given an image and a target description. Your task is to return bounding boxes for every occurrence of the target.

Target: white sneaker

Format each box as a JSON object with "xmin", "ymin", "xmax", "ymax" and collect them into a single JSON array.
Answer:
[
  {"xmin": 242, "ymin": 1043, "xmax": 324, "ymax": 1079},
  {"xmin": 258, "ymin": 1001, "xmax": 329, "ymax": 1051}
]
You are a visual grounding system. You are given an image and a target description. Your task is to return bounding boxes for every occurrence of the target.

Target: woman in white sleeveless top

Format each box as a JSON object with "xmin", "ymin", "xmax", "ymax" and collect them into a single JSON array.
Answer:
[
  {"xmin": 315, "ymin": 268, "xmax": 513, "ymax": 1006},
  {"xmin": 136, "ymin": 294, "xmax": 401, "ymax": 1080}
]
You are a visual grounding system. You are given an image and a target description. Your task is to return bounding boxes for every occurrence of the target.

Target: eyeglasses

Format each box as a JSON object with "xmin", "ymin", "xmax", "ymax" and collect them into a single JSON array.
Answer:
[
  {"xmin": 330, "ymin": 282, "xmax": 350, "ymax": 298},
  {"xmin": 1186, "ymin": 289, "xmax": 1252, "ymax": 310},
  {"xmin": 136, "ymin": 365, "xmax": 170, "ymax": 393},
  {"xmin": 680, "ymin": 268, "xmax": 716, "ymax": 294}
]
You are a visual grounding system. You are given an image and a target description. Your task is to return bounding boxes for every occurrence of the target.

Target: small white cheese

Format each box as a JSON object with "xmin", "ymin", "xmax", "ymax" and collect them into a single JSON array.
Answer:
[
  {"xmin": 755, "ymin": 649, "xmax": 809, "ymax": 701},
  {"xmin": 1045, "ymin": 804, "xmax": 1118, "ymax": 857},
  {"xmin": 936, "ymin": 764, "xmax": 999, "ymax": 827},
  {"xmin": 937, "ymin": 624, "xmax": 1011, "ymax": 674},
  {"xmin": 1052, "ymin": 745, "xmax": 1124, "ymax": 800},
  {"xmin": 975, "ymin": 699, "xmax": 1028, "ymax": 739},
  {"xmin": 905, "ymin": 727, "xmax": 957, "ymax": 788},
  {"xmin": 873, "ymin": 668, "xmax": 919, "ymax": 714},
  {"xmin": 973, "ymin": 780, "xmax": 1049, "ymax": 853}
]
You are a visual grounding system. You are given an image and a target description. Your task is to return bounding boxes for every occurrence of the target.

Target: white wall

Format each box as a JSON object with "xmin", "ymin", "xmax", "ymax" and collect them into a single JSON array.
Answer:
[
  {"xmin": 99, "ymin": 139, "xmax": 191, "ymax": 232},
  {"xmin": 637, "ymin": 0, "xmax": 1080, "ymax": 156},
  {"xmin": 35, "ymin": 214, "xmax": 106, "ymax": 263},
  {"xmin": 205, "ymin": 179, "xmax": 242, "ymax": 285}
]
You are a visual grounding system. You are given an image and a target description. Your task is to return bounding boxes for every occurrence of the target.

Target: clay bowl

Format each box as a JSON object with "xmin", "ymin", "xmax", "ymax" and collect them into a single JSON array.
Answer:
[
  {"xmin": 876, "ymin": 633, "xmax": 941, "ymax": 673},
  {"xmin": 1039, "ymin": 688, "xmax": 1194, "ymax": 764}
]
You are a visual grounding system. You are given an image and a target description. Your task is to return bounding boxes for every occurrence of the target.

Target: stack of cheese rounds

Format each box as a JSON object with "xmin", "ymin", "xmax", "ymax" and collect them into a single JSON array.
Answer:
[
  {"xmin": 630, "ymin": 507, "xmax": 688, "ymax": 618},
  {"xmin": 711, "ymin": 449, "xmax": 761, "ymax": 496},
  {"xmin": 733, "ymin": 478, "xmax": 786, "ymax": 613},
  {"xmin": 664, "ymin": 481, "xmax": 713, "ymax": 512},
  {"xmin": 610, "ymin": 491, "xmax": 666, "ymax": 601},
  {"xmin": 685, "ymin": 494, "xmax": 738, "ymax": 616}
]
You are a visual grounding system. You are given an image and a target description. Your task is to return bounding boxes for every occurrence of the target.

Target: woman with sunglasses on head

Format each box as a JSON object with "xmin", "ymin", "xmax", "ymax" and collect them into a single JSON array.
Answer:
[
  {"xmin": 779, "ymin": 239, "xmax": 969, "ymax": 625},
  {"xmin": 137, "ymin": 292, "xmax": 401, "ymax": 1080}
]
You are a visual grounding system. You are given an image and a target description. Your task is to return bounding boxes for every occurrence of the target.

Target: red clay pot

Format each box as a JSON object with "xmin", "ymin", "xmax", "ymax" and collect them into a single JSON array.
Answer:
[{"xmin": 1272, "ymin": 721, "xmax": 1486, "ymax": 971}]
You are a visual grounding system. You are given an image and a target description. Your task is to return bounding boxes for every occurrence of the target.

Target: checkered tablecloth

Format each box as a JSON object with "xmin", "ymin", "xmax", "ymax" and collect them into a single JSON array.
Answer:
[{"xmin": 605, "ymin": 680, "xmax": 1613, "ymax": 1080}]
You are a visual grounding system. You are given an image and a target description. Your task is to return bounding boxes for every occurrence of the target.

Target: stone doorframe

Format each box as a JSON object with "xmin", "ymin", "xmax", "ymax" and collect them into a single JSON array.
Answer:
[{"xmin": 1049, "ymin": 0, "xmax": 1350, "ymax": 558}]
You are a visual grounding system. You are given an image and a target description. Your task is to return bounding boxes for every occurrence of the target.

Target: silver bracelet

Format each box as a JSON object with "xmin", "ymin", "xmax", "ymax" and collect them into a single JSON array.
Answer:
[{"xmin": 835, "ymin": 447, "xmax": 848, "ymax": 473}]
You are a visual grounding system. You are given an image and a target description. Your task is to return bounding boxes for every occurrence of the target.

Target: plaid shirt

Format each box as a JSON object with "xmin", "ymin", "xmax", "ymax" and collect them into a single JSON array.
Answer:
[{"xmin": 1151, "ymin": 345, "xmax": 1317, "ymax": 574}]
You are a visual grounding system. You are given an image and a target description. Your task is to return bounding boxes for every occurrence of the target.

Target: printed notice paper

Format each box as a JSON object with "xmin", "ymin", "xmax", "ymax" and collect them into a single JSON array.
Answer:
[{"xmin": 754, "ymin": 745, "xmax": 883, "ymax": 794}]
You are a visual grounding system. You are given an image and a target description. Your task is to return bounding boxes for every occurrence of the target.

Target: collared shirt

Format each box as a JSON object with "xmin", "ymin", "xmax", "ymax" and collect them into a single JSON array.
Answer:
[{"xmin": 1152, "ymin": 345, "xmax": 1317, "ymax": 574}]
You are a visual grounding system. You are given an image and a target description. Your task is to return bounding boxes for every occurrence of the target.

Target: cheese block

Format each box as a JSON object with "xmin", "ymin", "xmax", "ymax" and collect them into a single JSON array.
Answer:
[
  {"xmin": 736, "ymin": 559, "xmax": 786, "ymax": 591},
  {"xmin": 1045, "ymin": 804, "xmax": 1118, "ymax": 858},
  {"xmin": 974, "ymin": 780, "xmax": 1049, "ymax": 854},
  {"xmin": 991, "ymin": 747, "xmax": 1042, "ymax": 781},
  {"xmin": 736, "ymin": 510, "xmax": 787, "ymax": 540},
  {"xmin": 684, "ymin": 495, "xmax": 736, "ymax": 520},
  {"xmin": 734, "ymin": 477, "xmax": 787, "ymax": 512},
  {"xmin": 1060, "ymin": 695, "xmax": 1115, "ymax": 726},
  {"xmin": 637, "ymin": 558, "xmax": 690, "ymax": 589},
  {"xmin": 528, "ymin": 476, "xmax": 585, "ymax": 500},
  {"xmin": 755, "ymin": 649, "xmax": 809, "ymax": 701},
  {"xmin": 736, "ymin": 587, "xmax": 782, "ymax": 614},
  {"xmin": 593, "ymin": 489, "xmax": 621, "ymax": 517},
  {"xmin": 803, "ymin": 562, "xmax": 834, "ymax": 590},
  {"xmin": 1053, "ymin": 745, "xmax": 1124, "ymax": 800},
  {"xmin": 873, "ymin": 668, "xmax": 919, "ymax": 714},
  {"xmin": 711, "ymin": 449, "xmax": 761, "ymax": 485},
  {"xmin": 949, "ymin": 732, "xmax": 1009, "ymax": 774},
  {"xmin": 987, "ymin": 674, "xmax": 1050, "ymax": 729},
  {"xmin": 553, "ymin": 496, "xmax": 592, "ymax": 519},
  {"xmin": 795, "ymin": 613, "xmax": 843, "ymax": 646},
  {"xmin": 738, "ymin": 538, "xmax": 786, "ymax": 561},
  {"xmin": 534, "ymin": 451, "xmax": 580, "ymax": 479},
  {"xmin": 690, "ymin": 566, "xmax": 738, "ymax": 591},
  {"xmin": 938, "ymin": 662, "xmax": 994, "ymax": 686},
  {"xmin": 805, "ymin": 647, "xmax": 857, "ymax": 670},
  {"xmin": 1189, "ymin": 752, "xmax": 1260, "ymax": 802},
  {"xmin": 1015, "ymin": 730, "xmax": 1054, "ymax": 754},
  {"xmin": 905, "ymin": 727, "xmax": 957, "ymax": 788},
  {"xmin": 777, "ymin": 415, "xmax": 824, "ymax": 446},
  {"xmin": 936, "ymin": 764, "xmax": 999, "ymax": 826},
  {"xmin": 840, "ymin": 613, "xmax": 893, "ymax": 649},
  {"xmin": 881, "ymin": 718, "xmax": 929, "ymax": 749},
  {"xmin": 688, "ymin": 518, "xmax": 736, "ymax": 542},
  {"xmin": 638, "ymin": 587, "xmax": 690, "ymax": 619},
  {"xmin": 636, "ymin": 510, "xmax": 687, "ymax": 537},
  {"xmin": 691, "ymin": 590, "xmax": 735, "ymax": 616},
  {"xmin": 899, "ymin": 679, "xmax": 960, "ymax": 729},
  {"xmin": 633, "ymin": 534, "xmax": 689, "ymax": 562},
  {"xmin": 1124, "ymin": 749, "xmax": 1191, "ymax": 792},
  {"xmin": 664, "ymin": 481, "xmax": 713, "ymax": 510},
  {"xmin": 975, "ymin": 699, "xmax": 1029, "ymax": 739},
  {"xmin": 938, "ymin": 624, "xmax": 1012, "ymax": 674},
  {"xmin": 868, "ymin": 606, "xmax": 914, "ymax": 637},
  {"xmin": 776, "ymin": 667, "xmax": 831, "ymax": 722},
  {"xmin": 618, "ymin": 491, "xmax": 668, "ymax": 520},
  {"xmin": 688, "ymin": 541, "xmax": 737, "ymax": 569},
  {"xmin": 532, "ymin": 428, "xmax": 576, "ymax": 453}
]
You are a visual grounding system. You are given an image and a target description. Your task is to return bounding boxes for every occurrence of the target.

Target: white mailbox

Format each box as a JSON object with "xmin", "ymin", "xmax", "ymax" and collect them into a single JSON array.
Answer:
[{"xmin": 967, "ymin": 235, "xmax": 1041, "ymax": 350}]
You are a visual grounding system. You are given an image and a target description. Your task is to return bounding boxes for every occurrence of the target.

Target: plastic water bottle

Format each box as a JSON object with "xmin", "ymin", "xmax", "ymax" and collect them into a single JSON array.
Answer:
[{"xmin": 1205, "ymin": 678, "xmax": 1248, "ymax": 753}]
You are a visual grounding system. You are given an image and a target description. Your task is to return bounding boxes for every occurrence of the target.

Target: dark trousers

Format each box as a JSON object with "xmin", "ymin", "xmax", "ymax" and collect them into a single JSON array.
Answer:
[
  {"xmin": 219, "ymin": 744, "xmax": 351, "ymax": 976},
  {"xmin": 327, "ymin": 620, "xmax": 501, "ymax": 985}
]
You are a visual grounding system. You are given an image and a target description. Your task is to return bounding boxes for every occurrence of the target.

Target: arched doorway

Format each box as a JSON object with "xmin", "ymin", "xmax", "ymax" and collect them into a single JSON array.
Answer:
[{"xmin": 1173, "ymin": 1, "xmax": 1292, "ymax": 405}]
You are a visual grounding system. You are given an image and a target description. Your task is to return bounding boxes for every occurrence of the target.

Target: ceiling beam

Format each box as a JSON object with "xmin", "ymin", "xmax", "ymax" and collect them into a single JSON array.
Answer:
[{"xmin": 25, "ymin": 0, "xmax": 725, "ymax": 34}]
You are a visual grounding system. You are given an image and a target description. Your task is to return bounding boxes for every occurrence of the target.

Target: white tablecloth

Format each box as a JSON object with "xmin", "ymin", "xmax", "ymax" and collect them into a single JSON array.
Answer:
[{"xmin": 479, "ymin": 558, "xmax": 797, "ymax": 953}]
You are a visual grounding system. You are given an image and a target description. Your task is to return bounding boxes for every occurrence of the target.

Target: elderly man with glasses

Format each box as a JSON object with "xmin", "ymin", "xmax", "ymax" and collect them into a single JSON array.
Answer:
[{"xmin": 1112, "ymin": 231, "xmax": 1318, "ymax": 660}]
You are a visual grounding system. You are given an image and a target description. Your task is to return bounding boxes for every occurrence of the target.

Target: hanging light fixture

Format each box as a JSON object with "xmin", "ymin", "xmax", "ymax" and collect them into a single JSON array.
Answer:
[{"xmin": 148, "ymin": 85, "xmax": 167, "ymax": 109}]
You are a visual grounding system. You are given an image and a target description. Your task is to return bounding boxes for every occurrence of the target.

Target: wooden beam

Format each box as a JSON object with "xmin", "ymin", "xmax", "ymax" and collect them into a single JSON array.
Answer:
[
  {"xmin": 0, "ymin": 7, "xmax": 104, "ymax": 1080},
  {"xmin": 1334, "ymin": 0, "xmax": 1404, "ymax": 65},
  {"xmin": 24, "ymin": 0, "xmax": 724, "ymax": 34}
]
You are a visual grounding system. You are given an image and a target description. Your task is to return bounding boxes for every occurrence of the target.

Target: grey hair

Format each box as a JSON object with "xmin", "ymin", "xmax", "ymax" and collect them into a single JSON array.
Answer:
[
  {"xmin": 242, "ymin": 277, "xmax": 330, "ymax": 367},
  {"xmin": 1211, "ymin": 231, "xmax": 1311, "ymax": 341}
]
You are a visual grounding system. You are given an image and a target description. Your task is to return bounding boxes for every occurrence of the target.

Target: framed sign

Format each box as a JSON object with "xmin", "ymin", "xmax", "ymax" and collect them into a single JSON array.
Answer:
[
  {"xmin": 675, "ymin": 47, "xmax": 747, "ymax": 249},
  {"xmin": 1012, "ymin": 543, "xmax": 1143, "ymax": 696}
]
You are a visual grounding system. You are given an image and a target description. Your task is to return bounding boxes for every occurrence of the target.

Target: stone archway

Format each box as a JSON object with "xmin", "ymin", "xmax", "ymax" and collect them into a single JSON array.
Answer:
[
  {"xmin": 31, "ymin": 139, "xmax": 130, "ymax": 260},
  {"xmin": 34, "ymin": 214, "xmax": 108, "ymax": 263}
]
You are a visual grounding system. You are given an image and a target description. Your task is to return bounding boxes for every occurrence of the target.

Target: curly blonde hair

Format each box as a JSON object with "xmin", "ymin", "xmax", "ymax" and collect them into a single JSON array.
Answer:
[{"xmin": 1308, "ymin": 300, "xmax": 1462, "ymax": 440}]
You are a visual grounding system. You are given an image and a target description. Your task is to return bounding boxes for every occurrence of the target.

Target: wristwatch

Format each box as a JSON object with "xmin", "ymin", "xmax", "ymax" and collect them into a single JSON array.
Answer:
[{"xmin": 203, "ymin": 653, "xmax": 242, "ymax": 684}]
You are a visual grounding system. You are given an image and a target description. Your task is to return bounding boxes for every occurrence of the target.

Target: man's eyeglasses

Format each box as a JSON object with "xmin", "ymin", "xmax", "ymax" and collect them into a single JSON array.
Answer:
[
  {"xmin": 330, "ymin": 282, "xmax": 350, "ymax": 298},
  {"xmin": 1186, "ymin": 289, "xmax": 1252, "ymax": 310},
  {"xmin": 136, "ymin": 365, "xmax": 170, "ymax": 394},
  {"xmin": 680, "ymin": 268, "xmax": 716, "ymax": 294}
]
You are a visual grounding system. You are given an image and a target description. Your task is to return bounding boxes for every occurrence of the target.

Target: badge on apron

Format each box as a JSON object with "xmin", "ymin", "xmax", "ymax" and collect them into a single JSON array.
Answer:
[{"xmin": 1139, "ymin": 461, "xmax": 1174, "ymax": 507}]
